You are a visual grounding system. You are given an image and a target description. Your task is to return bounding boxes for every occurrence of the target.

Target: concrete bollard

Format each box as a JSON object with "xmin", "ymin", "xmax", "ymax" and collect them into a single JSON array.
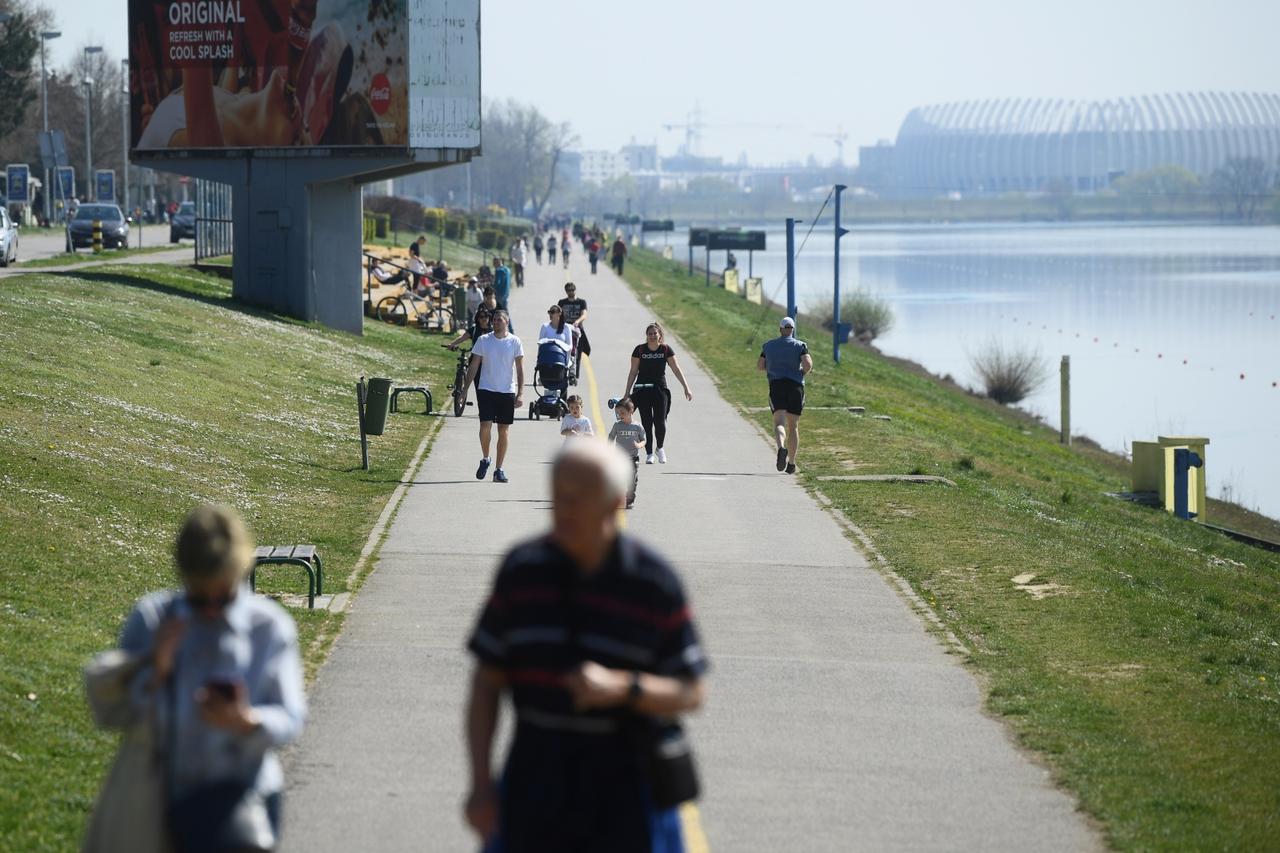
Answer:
[{"xmin": 92, "ymin": 219, "xmax": 103, "ymax": 254}]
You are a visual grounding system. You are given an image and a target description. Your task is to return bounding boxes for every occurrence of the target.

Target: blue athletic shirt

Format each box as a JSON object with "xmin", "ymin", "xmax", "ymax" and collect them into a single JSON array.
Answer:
[{"xmin": 760, "ymin": 335, "xmax": 809, "ymax": 384}]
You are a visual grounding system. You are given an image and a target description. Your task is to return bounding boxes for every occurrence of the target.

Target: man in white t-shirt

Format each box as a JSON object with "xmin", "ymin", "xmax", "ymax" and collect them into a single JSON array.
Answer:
[{"xmin": 463, "ymin": 310, "xmax": 525, "ymax": 483}]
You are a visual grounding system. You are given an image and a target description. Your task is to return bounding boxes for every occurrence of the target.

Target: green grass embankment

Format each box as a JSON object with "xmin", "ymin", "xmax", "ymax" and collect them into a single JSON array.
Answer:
[
  {"xmin": 0, "ymin": 264, "xmax": 457, "ymax": 850},
  {"xmin": 623, "ymin": 248, "xmax": 1280, "ymax": 851}
]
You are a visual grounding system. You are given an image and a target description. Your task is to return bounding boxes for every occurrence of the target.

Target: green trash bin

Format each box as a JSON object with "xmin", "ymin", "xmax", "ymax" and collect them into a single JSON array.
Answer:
[
  {"xmin": 452, "ymin": 286, "xmax": 469, "ymax": 326},
  {"xmin": 364, "ymin": 378, "xmax": 393, "ymax": 436}
]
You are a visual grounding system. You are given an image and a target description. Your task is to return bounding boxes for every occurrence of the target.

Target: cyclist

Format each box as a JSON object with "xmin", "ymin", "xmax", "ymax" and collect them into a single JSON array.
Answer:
[{"xmin": 447, "ymin": 305, "xmax": 493, "ymax": 350}]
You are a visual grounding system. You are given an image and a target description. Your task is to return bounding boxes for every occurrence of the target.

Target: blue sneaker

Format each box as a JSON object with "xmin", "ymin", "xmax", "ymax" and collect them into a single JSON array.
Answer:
[
  {"xmin": 493, "ymin": 469, "xmax": 509, "ymax": 483},
  {"xmin": 476, "ymin": 458, "xmax": 491, "ymax": 480}
]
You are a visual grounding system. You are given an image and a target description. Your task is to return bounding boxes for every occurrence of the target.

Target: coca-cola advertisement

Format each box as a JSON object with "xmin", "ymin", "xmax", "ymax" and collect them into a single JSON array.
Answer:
[{"xmin": 129, "ymin": 0, "xmax": 481, "ymax": 152}]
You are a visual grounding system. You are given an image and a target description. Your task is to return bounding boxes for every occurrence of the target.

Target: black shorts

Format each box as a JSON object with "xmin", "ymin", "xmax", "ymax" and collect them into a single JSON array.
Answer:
[
  {"xmin": 476, "ymin": 389, "xmax": 516, "ymax": 424},
  {"xmin": 769, "ymin": 379, "xmax": 805, "ymax": 416}
]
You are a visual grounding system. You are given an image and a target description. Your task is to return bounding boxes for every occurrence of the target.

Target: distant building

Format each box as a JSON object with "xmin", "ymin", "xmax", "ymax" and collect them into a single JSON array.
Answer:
[
  {"xmin": 577, "ymin": 150, "xmax": 628, "ymax": 185},
  {"xmin": 621, "ymin": 143, "xmax": 658, "ymax": 172},
  {"xmin": 882, "ymin": 92, "xmax": 1280, "ymax": 196}
]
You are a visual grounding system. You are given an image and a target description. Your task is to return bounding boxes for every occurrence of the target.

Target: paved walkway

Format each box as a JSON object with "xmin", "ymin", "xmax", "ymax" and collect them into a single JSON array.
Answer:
[{"xmin": 282, "ymin": 250, "xmax": 1098, "ymax": 851}]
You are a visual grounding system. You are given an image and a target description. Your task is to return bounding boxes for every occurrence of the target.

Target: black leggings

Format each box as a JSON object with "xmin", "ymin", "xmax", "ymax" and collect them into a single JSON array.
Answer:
[{"xmin": 632, "ymin": 386, "xmax": 668, "ymax": 454}]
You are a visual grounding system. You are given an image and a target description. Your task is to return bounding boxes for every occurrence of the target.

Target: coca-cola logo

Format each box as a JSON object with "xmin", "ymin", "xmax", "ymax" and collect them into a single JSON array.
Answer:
[{"xmin": 370, "ymin": 73, "xmax": 391, "ymax": 115}]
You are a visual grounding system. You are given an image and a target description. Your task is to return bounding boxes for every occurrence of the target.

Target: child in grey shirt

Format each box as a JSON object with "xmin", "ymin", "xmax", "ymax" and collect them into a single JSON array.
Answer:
[{"xmin": 607, "ymin": 397, "xmax": 647, "ymax": 508}]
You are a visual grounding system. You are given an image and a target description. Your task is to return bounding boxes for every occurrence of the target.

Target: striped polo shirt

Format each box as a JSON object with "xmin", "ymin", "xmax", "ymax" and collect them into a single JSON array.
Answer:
[{"xmin": 468, "ymin": 534, "xmax": 708, "ymax": 734}]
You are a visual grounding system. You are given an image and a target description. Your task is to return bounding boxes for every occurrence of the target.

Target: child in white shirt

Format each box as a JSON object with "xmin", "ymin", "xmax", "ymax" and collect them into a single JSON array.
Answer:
[{"xmin": 559, "ymin": 395, "xmax": 594, "ymax": 440}]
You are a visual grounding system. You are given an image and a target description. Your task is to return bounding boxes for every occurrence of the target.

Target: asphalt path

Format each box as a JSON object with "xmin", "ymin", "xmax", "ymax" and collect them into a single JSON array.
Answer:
[{"xmin": 282, "ymin": 248, "xmax": 1099, "ymax": 851}]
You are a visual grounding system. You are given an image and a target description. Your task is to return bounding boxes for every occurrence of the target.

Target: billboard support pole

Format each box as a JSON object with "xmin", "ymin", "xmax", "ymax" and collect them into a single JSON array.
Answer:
[
  {"xmin": 785, "ymin": 217, "xmax": 798, "ymax": 321},
  {"xmin": 833, "ymin": 184, "xmax": 848, "ymax": 364}
]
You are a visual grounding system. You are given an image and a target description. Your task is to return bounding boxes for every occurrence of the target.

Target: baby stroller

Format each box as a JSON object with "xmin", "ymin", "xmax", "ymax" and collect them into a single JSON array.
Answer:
[{"xmin": 529, "ymin": 338, "xmax": 572, "ymax": 420}]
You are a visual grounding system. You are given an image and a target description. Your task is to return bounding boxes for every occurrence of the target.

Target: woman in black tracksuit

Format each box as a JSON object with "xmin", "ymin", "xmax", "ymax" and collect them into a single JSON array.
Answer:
[{"xmin": 624, "ymin": 322, "xmax": 694, "ymax": 464}]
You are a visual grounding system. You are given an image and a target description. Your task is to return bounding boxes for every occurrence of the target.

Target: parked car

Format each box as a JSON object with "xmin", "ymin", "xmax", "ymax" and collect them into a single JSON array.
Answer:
[
  {"xmin": 66, "ymin": 204, "xmax": 130, "ymax": 250},
  {"xmin": 0, "ymin": 207, "xmax": 17, "ymax": 266},
  {"xmin": 170, "ymin": 201, "xmax": 196, "ymax": 242}
]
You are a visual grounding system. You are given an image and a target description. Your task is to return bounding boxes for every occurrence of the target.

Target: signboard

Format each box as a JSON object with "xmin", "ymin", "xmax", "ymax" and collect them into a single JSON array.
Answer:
[
  {"xmin": 5, "ymin": 165, "xmax": 29, "ymax": 205},
  {"xmin": 641, "ymin": 219, "xmax": 674, "ymax": 232},
  {"xmin": 95, "ymin": 170, "xmax": 116, "ymax": 203},
  {"xmin": 56, "ymin": 167, "xmax": 76, "ymax": 201},
  {"xmin": 128, "ymin": 0, "xmax": 480, "ymax": 153},
  {"xmin": 689, "ymin": 227, "xmax": 710, "ymax": 247},
  {"xmin": 707, "ymin": 229, "xmax": 766, "ymax": 251}
]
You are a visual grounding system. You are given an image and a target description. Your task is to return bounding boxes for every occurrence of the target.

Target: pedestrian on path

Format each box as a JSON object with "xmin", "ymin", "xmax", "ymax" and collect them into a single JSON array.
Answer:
[
  {"xmin": 557, "ymin": 282, "xmax": 591, "ymax": 379},
  {"xmin": 464, "ymin": 440, "xmax": 709, "ymax": 852},
  {"xmin": 561, "ymin": 237, "xmax": 571, "ymax": 268},
  {"xmin": 625, "ymin": 322, "xmax": 693, "ymax": 464},
  {"xmin": 607, "ymin": 397, "xmax": 646, "ymax": 508},
  {"xmin": 758, "ymin": 316, "xmax": 812, "ymax": 474},
  {"xmin": 464, "ymin": 310, "xmax": 525, "ymax": 483},
  {"xmin": 587, "ymin": 238, "xmax": 601, "ymax": 275},
  {"xmin": 533, "ymin": 234, "xmax": 544, "ymax": 265},
  {"xmin": 559, "ymin": 395, "xmax": 594, "ymax": 440},
  {"xmin": 546, "ymin": 234, "xmax": 557, "ymax": 263},
  {"xmin": 611, "ymin": 236, "xmax": 628, "ymax": 275},
  {"xmin": 83, "ymin": 504, "xmax": 306, "ymax": 853},
  {"xmin": 492, "ymin": 257, "xmax": 513, "ymax": 330},
  {"xmin": 512, "ymin": 238, "xmax": 528, "ymax": 288}
]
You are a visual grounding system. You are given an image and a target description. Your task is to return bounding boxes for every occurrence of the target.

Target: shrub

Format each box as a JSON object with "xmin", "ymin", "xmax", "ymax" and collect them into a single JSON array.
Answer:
[
  {"xmin": 969, "ymin": 340, "xmax": 1049, "ymax": 404},
  {"xmin": 364, "ymin": 195, "xmax": 424, "ymax": 234},
  {"xmin": 476, "ymin": 229, "xmax": 502, "ymax": 250},
  {"xmin": 423, "ymin": 208, "xmax": 445, "ymax": 234},
  {"xmin": 804, "ymin": 291, "xmax": 895, "ymax": 342},
  {"xmin": 443, "ymin": 218, "xmax": 463, "ymax": 240}
]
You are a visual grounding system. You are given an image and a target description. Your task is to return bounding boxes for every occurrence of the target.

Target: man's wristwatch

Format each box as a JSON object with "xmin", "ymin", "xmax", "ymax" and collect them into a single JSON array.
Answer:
[{"xmin": 628, "ymin": 670, "xmax": 643, "ymax": 705}]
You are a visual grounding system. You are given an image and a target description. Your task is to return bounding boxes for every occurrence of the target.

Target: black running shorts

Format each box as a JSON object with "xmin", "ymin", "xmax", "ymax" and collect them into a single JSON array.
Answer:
[
  {"xmin": 768, "ymin": 379, "xmax": 805, "ymax": 416},
  {"xmin": 476, "ymin": 389, "xmax": 516, "ymax": 424}
]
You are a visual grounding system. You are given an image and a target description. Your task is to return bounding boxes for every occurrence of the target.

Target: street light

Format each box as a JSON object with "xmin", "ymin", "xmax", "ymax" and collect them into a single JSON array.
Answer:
[
  {"xmin": 83, "ymin": 46, "xmax": 102, "ymax": 201},
  {"xmin": 40, "ymin": 31, "xmax": 61, "ymax": 222}
]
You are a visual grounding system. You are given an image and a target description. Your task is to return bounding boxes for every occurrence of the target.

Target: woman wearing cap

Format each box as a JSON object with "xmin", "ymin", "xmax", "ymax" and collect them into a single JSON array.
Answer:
[
  {"xmin": 84, "ymin": 505, "xmax": 306, "ymax": 852},
  {"xmin": 624, "ymin": 321, "xmax": 694, "ymax": 464}
]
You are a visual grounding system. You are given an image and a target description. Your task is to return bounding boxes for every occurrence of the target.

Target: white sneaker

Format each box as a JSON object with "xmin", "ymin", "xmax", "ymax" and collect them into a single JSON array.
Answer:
[
  {"xmin": 656, "ymin": 449, "xmax": 667, "ymax": 464},
  {"xmin": 646, "ymin": 454, "xmax": 656, "ymax": 465}
]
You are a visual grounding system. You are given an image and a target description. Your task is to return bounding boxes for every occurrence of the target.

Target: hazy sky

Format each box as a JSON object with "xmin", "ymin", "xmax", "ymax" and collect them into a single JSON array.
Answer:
[{"xmin": 46, "ymin": 0, "xmax": 1280, "ymax": 165}]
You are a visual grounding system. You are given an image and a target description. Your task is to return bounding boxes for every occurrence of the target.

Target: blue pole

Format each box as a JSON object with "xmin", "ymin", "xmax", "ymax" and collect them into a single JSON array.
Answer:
[
  {"xmin": 833, "ymin": 184, "xmax": 848, "ymax": 363},
  {"xmin": 785, "ymin": 217, "xmax": 798, "ymax": 321}
]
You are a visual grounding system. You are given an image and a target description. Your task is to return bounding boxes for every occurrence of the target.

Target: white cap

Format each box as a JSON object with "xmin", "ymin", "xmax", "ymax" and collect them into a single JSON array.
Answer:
[{"xmin": 780, "ymin": 317, "xmax": 796, "ymax": 329}]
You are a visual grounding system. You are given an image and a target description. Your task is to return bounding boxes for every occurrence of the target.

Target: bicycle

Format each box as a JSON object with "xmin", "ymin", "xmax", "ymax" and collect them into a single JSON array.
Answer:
[
  {"xmin": 443, "ymin": 344, "xmax": 472, "ymax": 417},
  {"xmin": 376, "ymin": 286, "xmax": 457, "ymax": 334}
]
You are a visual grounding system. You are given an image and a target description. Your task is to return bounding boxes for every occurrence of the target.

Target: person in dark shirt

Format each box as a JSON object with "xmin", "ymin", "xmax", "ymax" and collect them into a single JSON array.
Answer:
[
  {"xmin": 758, "ymin": 316, "xmax": 813, "ymax": 474},
  {"xmin": 611, "ymin": 237, "xmax": 628, "ymax": 275},
  {"xmin": 557, "ymin": 282, "xmax": 591, "ymax": 378},
  {"xmin": 624, "ymin": 322, "xmax": 694, "ymax": 464},
  {"xmin": 465, "ymin": 441, "xmax": 709, "ymax": 853}
]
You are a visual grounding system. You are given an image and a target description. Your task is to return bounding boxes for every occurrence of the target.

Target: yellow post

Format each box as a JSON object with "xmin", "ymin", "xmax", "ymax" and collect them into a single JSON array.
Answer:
[
  {"xmin": 723, "ymin": 268, "xmax": 739, "ymax": 294},
  {"xmin": 92, "ymin": 219, "xmax": 103, "ymax": 254},
  {"xmin": 745, "ymin": 277, "xmax": 763, "ymax": 304},
  {"xmin": 1159, "ymin": 436, "xmax": 1209, "ymax": 519}
]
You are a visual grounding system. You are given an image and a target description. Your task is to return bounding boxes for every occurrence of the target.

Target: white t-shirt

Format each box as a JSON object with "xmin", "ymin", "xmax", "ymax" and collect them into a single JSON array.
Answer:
[
  {"xmin": 538, "ymin": 323, "xmax": 574, "ymax": 349},
  {"xmin": 473, "ymin": 332, "xmax": 524, "ymax": 394},
  {"xmin": 560, "ymin": 414, "xmax": 594, "ymax": 437}
]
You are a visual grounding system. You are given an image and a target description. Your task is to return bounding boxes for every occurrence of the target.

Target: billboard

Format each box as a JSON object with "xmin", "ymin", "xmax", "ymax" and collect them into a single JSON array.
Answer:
[
  {"xmin": 5, "ymin": 165, "xmax": 29, "ymax": 205},
  {"xmin": 707, "ymin": 230, "xmax": 766, "ymax": 251},
  {"xmin": 56, "ymin": 167, "xmax": 75, "ymax": 201},
  {"xmin": 96, "ymin": 170, "xmax": 117, "ymax": 203},
  {"xmin": 129, "ymin": 0, "xmax": 480, "ymax": 153}
]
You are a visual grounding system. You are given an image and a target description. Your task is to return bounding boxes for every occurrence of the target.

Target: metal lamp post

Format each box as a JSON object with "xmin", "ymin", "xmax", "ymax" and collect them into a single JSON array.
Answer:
[
  {"xmin": 83, "ymin": 46, "xmax": 102, "ymax": 201},
  {"xmin": 40, "ymin": 31, "xmax": 61, "ymax": 222}
]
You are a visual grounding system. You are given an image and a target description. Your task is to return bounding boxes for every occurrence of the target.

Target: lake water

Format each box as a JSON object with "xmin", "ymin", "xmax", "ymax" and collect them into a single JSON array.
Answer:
[{"xmin": 646, "ymin": 223, "xmax": 1280, "ymax": 519}]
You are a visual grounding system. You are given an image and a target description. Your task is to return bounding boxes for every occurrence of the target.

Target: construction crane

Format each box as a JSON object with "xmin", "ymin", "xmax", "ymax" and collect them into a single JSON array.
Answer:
[
  {"xmin": 663, "ymin": 106, "xmax": 787, "ymax": 158},
  {"xmin": 814, "ymin": 126, "xmax": 850, "ymax": 166}
]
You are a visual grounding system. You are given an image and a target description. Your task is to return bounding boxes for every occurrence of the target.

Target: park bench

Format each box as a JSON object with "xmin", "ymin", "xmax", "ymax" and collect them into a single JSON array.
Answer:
[{"xmin": 250, "ymin": 545, "xmax": 324, "ymax": 609}]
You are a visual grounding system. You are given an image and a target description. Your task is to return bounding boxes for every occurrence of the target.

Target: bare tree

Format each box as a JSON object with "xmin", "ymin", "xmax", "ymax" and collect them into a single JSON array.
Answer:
[{"xmin": 1209, "ymin": 157, "xmax": 1273, "ymax": 222}]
